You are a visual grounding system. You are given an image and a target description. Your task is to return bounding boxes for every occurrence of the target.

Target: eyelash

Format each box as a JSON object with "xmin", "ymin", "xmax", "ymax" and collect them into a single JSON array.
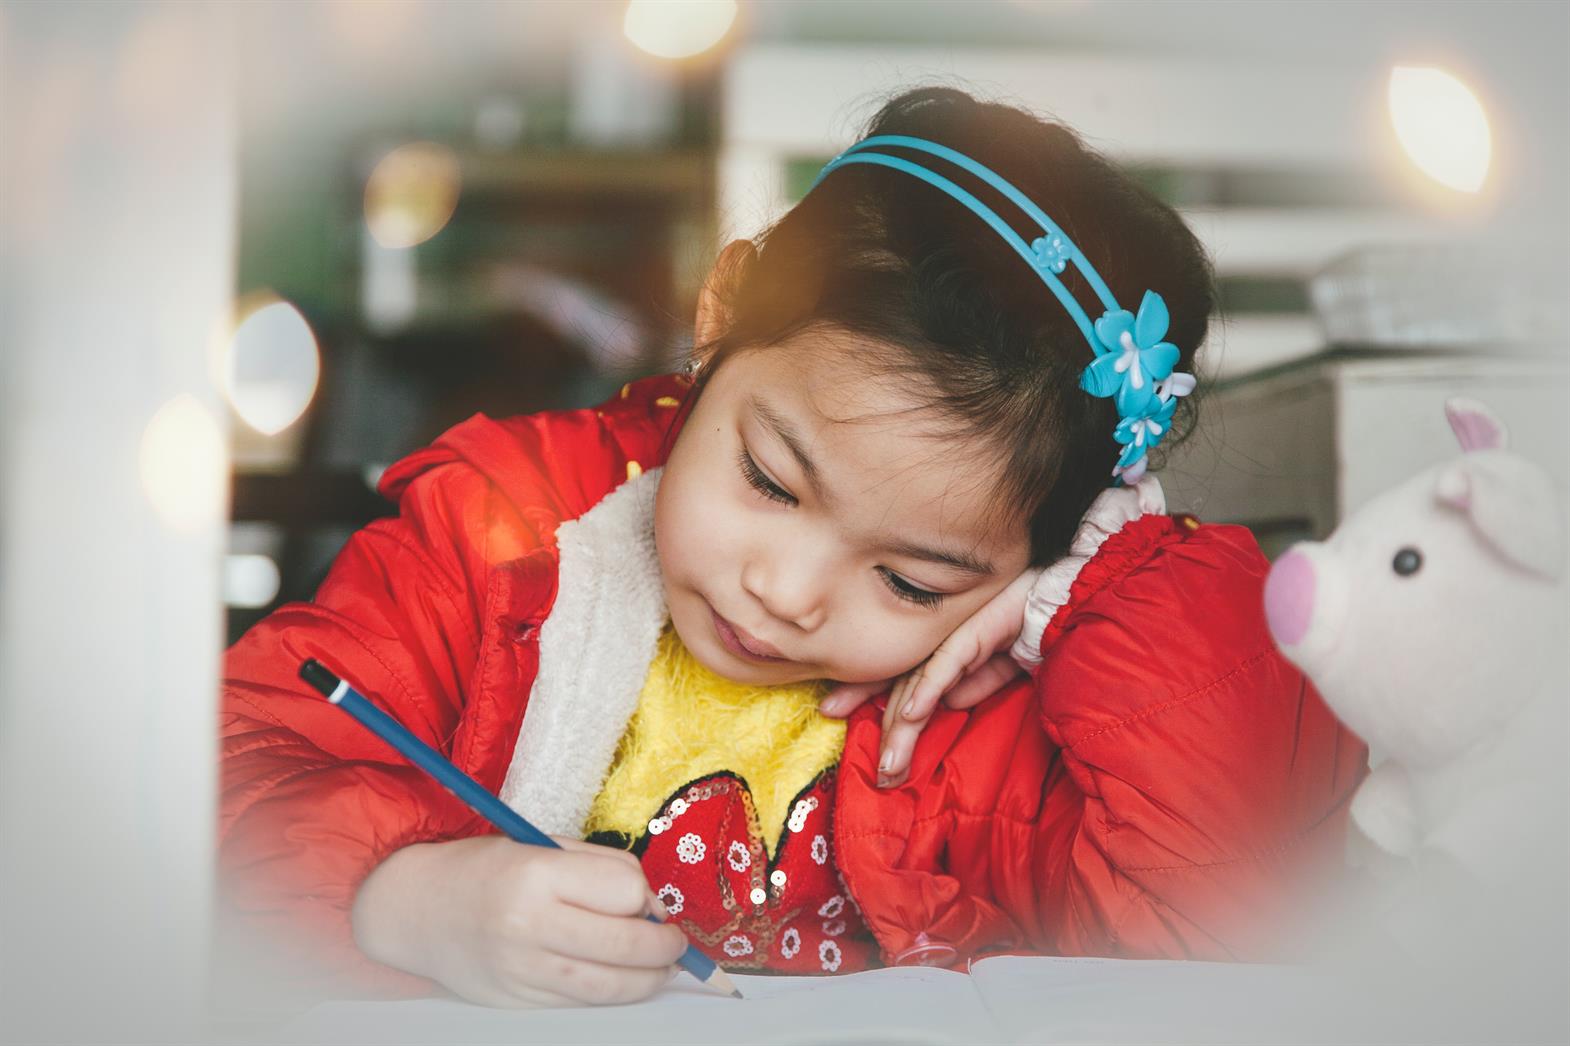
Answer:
[
  {"xmin": 881, "ymin": 572, "xmax": 947, "ymax": 609},
  {"xmin": 735, "ymin": 447, "xmax": 947, "ymax": 609},
  {"xmin": 737, "ymin": 446, "xmax": 794, "ymax": 506}
]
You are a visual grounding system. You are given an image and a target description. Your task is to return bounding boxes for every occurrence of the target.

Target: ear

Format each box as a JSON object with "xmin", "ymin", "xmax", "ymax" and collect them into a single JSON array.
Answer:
[
  {"xmin": 1435, "ymin": 454, "xmax": 1567, "ymax": 580},
  {"xmin": 1444, "ymin": 397, "xmax": 1509, "ymax": 453},
  {"xmin": 693, "ymin": 239, "xmax": 757, "ymax": 361}
]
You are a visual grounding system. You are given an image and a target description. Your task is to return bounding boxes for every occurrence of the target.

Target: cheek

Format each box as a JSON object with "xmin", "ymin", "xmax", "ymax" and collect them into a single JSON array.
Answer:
[
  {"xmin": 826, "ymin": 614, "xmax": 954, "ymax": 684},
  {"xmin": 832, "ymin": 582, "xmax": 1011, "ymax": 682},
  {"xmin": 654, "ymin": 453, "xmax": 745, "ymax": 585},
  {"xmin": 654, "ymin": 470, "xmax": 703, "ymax": 581}
]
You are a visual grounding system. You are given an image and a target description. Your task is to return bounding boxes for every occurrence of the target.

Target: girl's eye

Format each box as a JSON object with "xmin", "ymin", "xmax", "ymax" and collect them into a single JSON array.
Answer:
[
  {"xmin": 737, "ymin": 448, "xmax": 795, "ymax": 505},
  {"xmin": 877, "ymin": 567, "xmax": 946, "ymax": 609},
  {"xmin": 738, "ymin": 445, "xmax": 944, "ymax": 609}
]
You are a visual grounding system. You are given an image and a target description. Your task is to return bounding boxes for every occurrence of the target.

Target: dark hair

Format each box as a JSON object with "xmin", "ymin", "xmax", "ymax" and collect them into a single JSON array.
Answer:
[{"xmin": 693, "ymin": 87, "xmax": 1214, "ymax": 567}]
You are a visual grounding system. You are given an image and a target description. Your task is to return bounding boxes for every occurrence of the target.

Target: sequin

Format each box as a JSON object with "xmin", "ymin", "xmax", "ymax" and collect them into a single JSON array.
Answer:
[
  {"xmin": 749, "ymin": 887, "xmax": 767, "ymax": 906},
  {"xmin": 770, "ymin": 869, "xmax": 787, "ymax": 888}
]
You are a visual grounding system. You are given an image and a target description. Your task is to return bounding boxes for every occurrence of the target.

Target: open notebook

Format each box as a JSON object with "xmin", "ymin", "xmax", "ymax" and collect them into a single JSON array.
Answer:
[{"xmin": 277, "ymin": 955, "xmax": 1336, "ymax": 1045}]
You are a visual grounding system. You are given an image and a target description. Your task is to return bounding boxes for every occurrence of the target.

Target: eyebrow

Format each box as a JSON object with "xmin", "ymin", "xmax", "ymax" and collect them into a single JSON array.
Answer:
[
  {"xmin": 884, "ymin": 539, "xmax": 997, "ymax": 578},
  {"xmin": 746, "ymin": 394, "xmax": 998, "ymax": 578}
]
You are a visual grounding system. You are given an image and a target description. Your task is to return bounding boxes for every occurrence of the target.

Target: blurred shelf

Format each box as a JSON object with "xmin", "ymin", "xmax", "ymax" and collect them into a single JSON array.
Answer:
[
  {"xmin": 1180, "ymin": 207, "xmax": 1443, "ymax": 278},
  {"xmin": 1162, "ymin": 348, "xmax": 1570, "ymax": 542},
  {"xmin": 364, "ymin": 148, "xmax": 713, "ymax": 198},
  {"xmin": 231, "ymin": 471, "xmax": 390, "ymax": 527},
  {"xmin": 1203, "ymin": 314, "xmax": 1325, "ymax": 383}
]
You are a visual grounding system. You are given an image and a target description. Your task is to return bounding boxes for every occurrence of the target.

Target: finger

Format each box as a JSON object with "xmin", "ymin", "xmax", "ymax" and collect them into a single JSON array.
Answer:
[
  {"xmin": 942, "ymin": 654, "xmax": 1025, "ymax": 710},
  {"xmin": 647, "ymin": 893, "xmax": 670, "ymax": 921},
  {"xmin": 875, "ymin": 674, "xmax": 913, "ymax": 784},
  {"xmin": 879, "ymin": 671, "xmax": 935, "ymax": 785},
  {"xmin": 541, "ymin": 905, "xmax": 690, "ymax": 969},
  {"xmin": 955, "ymin": 567, "xmax": 1043, "ymax": 661},
  {"xmin": 530, "ymin": 953, "xmax": 678, "ymax": 1007},
  {"xmin": 903, "ymin": 568, "xmax": 1043, "ymax": 720},
  {"xmin": 551, "ymin": 835, "xmax": 669, "ymax": 918},
  {"xmin": 878, "ymin": 704, "xmax": 932, "ymax": 786},
  {"xmin": 901, "ymin": 636, "xmax": 985, "ymax": 722},
  {"xmin": 552, "ymin": 836, "xmax": 643, "ymax": 871},
  {"xmin": 546, "ymin": 851, "xmax": 653, "ymax": 918},
  {"xmin": 885, "ymin": 659, "xmax": 1023, "ymax": 783},
  {"xmin": 552, "ymin": 836, "xmax": 651, "ymax": 905},
  {"xmin": 819, "ymin": 678, "xmax": 889, "ymax": 718},
  {"xmin": 880, "ymin": 672, "xmax": 916, "ymax": 750}
]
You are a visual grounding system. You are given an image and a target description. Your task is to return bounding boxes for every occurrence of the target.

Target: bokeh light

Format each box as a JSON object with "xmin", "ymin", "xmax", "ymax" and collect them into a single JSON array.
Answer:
[
  {"xmin": 623, "ymin": 0, "xmax": 737, "ymax": 60},
  {"xmin": 225, "ymin": 296, "xmax": 320, "ymax": 435},
  {"xmin": 1388, "ymin": 65, "xmax": 1492, "ymax": 193},
  {"xmin": 139, "ymin": 395, "xmax": 227, "ymax": 532},
  {"xmin": 364, "ymin": 141, "xmax": 462, "ymax": 249},
  {"xmin": 222, "ymin": 553, "xmax": 281, "ymax": 608}
]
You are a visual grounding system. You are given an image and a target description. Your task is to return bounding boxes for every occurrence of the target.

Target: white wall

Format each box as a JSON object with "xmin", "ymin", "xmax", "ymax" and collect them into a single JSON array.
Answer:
[{"xmin": 0, "ymin": 3, "xmax": 235, "ymax": 1042}]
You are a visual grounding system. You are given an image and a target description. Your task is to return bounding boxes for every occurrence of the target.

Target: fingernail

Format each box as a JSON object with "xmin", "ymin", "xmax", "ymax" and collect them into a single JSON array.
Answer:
[
  {"xmin": 877, "ymin": 774, "xmax": 890, "ymax": 789},
  {"xmin": 820, "ymin": 695, "xmax": 845, "ymax": 716},
  {"xmin": 878, "ymin": 749, "xmax": 893, "ymax": 773},
  {"xmin": 901, "ymin": 693, "xmax": 922, "ymax": 719}
]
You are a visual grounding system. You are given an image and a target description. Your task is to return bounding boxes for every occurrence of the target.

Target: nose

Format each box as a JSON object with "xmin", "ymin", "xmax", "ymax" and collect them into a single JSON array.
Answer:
[
  {"xmin": 1263, "ymin": 549, "xmax": 1316, "ymax": 648},
  {"xmin": 740, "ymin": 540, "xmax": 829, "ymax": 633}
]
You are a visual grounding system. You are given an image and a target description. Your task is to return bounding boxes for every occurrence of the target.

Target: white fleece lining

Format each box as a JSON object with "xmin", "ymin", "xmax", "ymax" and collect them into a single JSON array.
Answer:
[
  {"xmin": 1009, "ymin": 475, "xmax": 1166, "ymax": 671},
  {"xmin": 498, "ymin": 467, "xmax": 671, "ymax": 837}
]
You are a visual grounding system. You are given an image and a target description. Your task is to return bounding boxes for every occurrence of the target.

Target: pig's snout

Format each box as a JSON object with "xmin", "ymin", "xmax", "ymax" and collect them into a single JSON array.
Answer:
[{"xmin": 1264, "ymin": 549, "xmax": 1317, "ymax": 648}]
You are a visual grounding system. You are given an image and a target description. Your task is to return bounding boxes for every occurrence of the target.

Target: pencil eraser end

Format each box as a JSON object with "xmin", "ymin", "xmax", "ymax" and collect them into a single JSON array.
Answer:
[{"xmin": 299, "ymin": 659, "xmax": 340, "ymax": 700}]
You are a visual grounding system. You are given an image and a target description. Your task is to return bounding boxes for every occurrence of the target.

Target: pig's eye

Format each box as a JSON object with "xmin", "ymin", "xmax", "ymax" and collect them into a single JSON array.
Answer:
[{"xmin": 1392, "ymin": 547, "xmax": 1423, "ymax": 576}]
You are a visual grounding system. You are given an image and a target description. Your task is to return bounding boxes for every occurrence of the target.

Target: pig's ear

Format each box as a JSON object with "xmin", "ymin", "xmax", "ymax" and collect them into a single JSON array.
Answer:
[
  {"xmin": 1435, "ymin": 456, "xmax": 1566, "ymax": 580},
  {"xmin": 1445, "ymin": 398, "xmax": 1508, "ymax": 453}
]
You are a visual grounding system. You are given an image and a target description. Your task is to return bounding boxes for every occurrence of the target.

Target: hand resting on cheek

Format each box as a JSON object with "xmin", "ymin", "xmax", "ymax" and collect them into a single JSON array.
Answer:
[{"xmin": 817, "ymin": 565, "xmax": 1044, "ymax": 788}]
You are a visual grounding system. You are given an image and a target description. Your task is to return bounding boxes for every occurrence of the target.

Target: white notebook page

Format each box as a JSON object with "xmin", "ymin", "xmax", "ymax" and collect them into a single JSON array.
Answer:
[
  {"xmin": 277, "ymin": 957, "xmax": 1326, "ymax": 1045},
  {"xmin": 968, "ymin": 955, "xmax": 1323, "ymax": 1044},
  {"xmin": 280, "ymin": 966, "xmax": 993, "ymax": 1046}
]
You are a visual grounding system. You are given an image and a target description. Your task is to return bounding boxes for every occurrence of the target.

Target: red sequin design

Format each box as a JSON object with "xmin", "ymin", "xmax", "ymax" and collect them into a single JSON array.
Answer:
[{"xmin": 637, "ymin": 769, "xmax": 876, "ymax": 973}]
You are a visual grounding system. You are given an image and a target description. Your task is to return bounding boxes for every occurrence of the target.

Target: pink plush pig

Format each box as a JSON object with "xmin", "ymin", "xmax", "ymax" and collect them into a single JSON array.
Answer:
[{"xmin": 1264, "ymin": 398, "xmax": 1567, "ymax": 883}]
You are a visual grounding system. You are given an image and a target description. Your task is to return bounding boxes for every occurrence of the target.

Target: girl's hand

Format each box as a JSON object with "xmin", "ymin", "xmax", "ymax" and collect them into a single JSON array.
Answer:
[
  {"xmin": 818, "ymin": 566, "xmax": 1043, "ymax": 788},
  {"xmin": 353, "ymin": 834, "xmax": 689, "ymax": 1008}
]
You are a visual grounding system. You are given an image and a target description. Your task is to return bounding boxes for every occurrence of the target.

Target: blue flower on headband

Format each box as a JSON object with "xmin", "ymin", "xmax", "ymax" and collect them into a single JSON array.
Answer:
[
  {"xmin": 1080, "ymin": 290, "xmax": 1181, "ymax": 418},
  {"xmin": 1115, "ymin": 396, "xmax": 1178, "ymax": 460},
  {"xmin": 1030, "ymin": 234, "xmax": 1072, "ymax": 275},
  {"xmin": 1111, "ymin": 394, "xmax": 1179, "ymax": 484}
]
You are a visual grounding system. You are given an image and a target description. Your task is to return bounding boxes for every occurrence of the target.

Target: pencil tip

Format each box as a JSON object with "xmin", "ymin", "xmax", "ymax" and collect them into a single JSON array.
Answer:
[{"xmin": 706, "ymin": 967, "xmax": 743, "ymax": 998}]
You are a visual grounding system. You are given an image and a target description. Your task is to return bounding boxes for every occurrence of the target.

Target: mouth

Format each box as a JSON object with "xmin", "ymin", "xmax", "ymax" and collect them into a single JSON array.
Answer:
[{"xmin": 708, "ymin": 604, "xmax": 788, "ymax": 663}]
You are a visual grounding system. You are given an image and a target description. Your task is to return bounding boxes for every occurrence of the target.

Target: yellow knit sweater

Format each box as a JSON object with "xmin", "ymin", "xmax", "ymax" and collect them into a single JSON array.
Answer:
[{"xmin": 584, "ymin": 623, "xmax": 846, "ymax": 857}]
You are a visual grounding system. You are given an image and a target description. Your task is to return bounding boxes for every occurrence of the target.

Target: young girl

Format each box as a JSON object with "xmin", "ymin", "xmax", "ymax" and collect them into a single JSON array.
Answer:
[{"xmin": 216, "ymin": 88, "xmax": 1366, "ymax": 1011}]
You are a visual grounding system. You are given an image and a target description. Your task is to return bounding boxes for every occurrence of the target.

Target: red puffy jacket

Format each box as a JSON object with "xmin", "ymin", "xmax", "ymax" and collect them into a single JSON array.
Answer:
[{"xmin": 216, "ymin": 373, "xmax": 1366, "ymax": 1001}]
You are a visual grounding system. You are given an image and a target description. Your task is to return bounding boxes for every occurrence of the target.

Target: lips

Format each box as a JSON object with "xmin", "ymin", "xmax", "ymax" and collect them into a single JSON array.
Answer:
[{"xmin": 709, "ymin": 605, "xmax": 787, "ymax": 662}]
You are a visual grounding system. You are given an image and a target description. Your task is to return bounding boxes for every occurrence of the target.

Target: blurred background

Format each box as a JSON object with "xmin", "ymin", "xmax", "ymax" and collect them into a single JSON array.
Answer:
[
  {"xmin": 233, "ymin": 0, "xmax": 1570, "ymax": 639},
  {"xmin": 1, "ymin": 1, "xmax": 1566, "ymax": 1042}
]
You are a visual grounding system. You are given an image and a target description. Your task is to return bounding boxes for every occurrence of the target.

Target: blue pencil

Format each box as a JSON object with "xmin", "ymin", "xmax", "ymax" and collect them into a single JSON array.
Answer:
[{"xmin": 298, "ymin": 658, "xmax": 741, "ymax": 999}]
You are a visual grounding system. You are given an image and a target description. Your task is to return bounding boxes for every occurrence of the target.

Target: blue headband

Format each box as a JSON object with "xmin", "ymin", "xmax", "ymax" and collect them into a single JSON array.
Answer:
[{"xmin": 811, "ymin": 134, "xmax": 1197, "ymax": 486}]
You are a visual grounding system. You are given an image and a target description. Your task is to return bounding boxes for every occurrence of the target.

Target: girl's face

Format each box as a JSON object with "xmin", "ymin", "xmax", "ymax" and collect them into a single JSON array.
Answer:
[{"xmin": 655, "ymin": 335, "xmax": 1033, "ymax": 686}]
